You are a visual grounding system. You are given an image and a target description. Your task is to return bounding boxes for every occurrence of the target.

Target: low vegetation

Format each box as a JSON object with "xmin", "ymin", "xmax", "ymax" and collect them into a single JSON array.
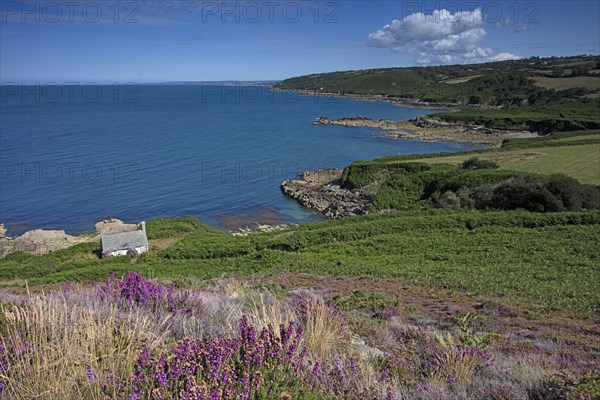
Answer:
[
  {"xmin": 2, "ymin": 272, "xmax": 599, "ymax": 399},
  {"xmin": 340, "ymin": 159, "xmax": 599, "ymax": 214},
  {"xmin": 1, "ymin": 210, "xmax": 599, "ymax": 316}
]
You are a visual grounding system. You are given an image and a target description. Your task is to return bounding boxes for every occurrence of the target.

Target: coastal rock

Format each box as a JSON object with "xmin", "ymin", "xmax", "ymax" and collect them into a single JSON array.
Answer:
[
  {"xmin": 281, "ymin": 169, "xmax": 370, "ymax": 219},
  {"xmin": 315, "ymin": 116, "xmax": 401, "ymax": 130},
  {"xmin": 351, "ymin": 335, "xmax": 386, "ymax": 358},
  {"xmin": 0, "ymin": 224, "xmax": 6, "ymax": 239},
  {"xmin": 315, "ymin": 115, "xmax": 538, "ymax": 147},
  {"xmin": 230, "ymin": 224, "xmax": 290, "ymax": 236},
  {"xmin": 4, "ymin": 229, "xmax": 84, "ymax": 256},
  {"xmin": 95, "ymin": 219, "xmax": 138, "ymax": 236}
]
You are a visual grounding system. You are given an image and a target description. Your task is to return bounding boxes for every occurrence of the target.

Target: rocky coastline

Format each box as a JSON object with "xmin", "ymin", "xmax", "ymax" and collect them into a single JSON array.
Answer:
[
  {"xmin": 281, "ymin": 116, "xmax": 538, "ymax": 217},
  {"xmin": 315, "ymin": 116, "xmax": 538, "ymax": 147},
  {"xmin": 281, "ymin": 169, "xmax": 370, "ymax": 219}
]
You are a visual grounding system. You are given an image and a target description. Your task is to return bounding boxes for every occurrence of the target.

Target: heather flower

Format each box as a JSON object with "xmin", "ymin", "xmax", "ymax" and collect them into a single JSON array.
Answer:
[
  {"xmin": 86, "ymin": 365, "xmax": 98, "ymax": 383},
  {"xmin": 94, "ymin": 272, "xmax": 204, "ymax": 317}
]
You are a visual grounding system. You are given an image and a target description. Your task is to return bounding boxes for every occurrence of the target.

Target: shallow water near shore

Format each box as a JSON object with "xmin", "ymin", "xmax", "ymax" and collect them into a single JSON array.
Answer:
[{"xmin": 0, "ymin": 85, "xmax": 480, "ymax": 235}]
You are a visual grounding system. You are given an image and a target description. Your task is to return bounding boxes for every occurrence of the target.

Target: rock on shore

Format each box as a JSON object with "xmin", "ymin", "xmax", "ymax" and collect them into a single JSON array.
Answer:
[
  {"xmin": 281, "ymin": 169, "xmax": 370, "ymax": 219},
  {"xmin": 230, "ymin": 224, "xmax": 290, "ymax": 236},
  {"xmin": 315, "ymin": 115, "xmax": 538, "ymax": 146},
  {"xmin": 94, "ymin": 219, "xmax": 138, "ymax": 237},
  {"xmin": 315, "ymin": 116, "xmax": 404, "ymax": 130},
  {"xmin": 0, "ymin": 229, "xmax": 84, "ymax": 257}
]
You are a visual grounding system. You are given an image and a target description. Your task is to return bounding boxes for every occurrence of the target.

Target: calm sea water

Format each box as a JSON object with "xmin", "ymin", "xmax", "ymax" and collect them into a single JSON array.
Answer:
[{"xmin": 0, "ymin": 85, "xmax": 480, "ymax": 235}]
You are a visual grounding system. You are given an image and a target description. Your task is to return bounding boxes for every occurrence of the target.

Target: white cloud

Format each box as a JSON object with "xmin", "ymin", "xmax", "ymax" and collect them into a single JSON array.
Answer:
[
  {"xmin": 367, "ymin": 9, "xmax": 520, "ymax": 64},
  {"xmin": 494, "ymin": 18, "xmax": 512, "ymax": 29},
  {"xmin": 515, "ymin": 25, "xmax": 529, "ymax": 33}
]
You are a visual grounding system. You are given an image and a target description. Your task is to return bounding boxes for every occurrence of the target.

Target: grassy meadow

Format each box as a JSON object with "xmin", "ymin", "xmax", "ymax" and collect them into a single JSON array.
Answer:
[{"xmin": 408, "ymin": 144, "xmax": 600, "ymax": 185}]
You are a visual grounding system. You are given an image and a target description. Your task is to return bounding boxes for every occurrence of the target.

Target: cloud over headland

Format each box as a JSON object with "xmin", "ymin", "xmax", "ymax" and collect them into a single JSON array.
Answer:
[{"xmin": 367, "ymin": 8, "xmax": 520, "ymax": 64}]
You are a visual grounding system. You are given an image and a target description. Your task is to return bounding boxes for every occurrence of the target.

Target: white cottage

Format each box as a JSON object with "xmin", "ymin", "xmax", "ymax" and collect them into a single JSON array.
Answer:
[{"xmin": 101, "ymin": 222, "xmax": 148, "ymax": 257}]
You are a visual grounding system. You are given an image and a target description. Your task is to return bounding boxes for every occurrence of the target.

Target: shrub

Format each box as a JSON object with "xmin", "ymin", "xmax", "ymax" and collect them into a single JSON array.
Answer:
[
  {"xmin": 341, "ymin": 162, "xmax": 433, "ymax": 190},
  {"xmin": 434, "ymin": 191, "xmax": 462, "ymax": 210},
  {"xmin": 459, "ymin": 157, "xmax": 499, "ymax": 170},
  {"xmin": 491, "ymin": 176, "xmax": 565, "ymax": 212},
  {"xmin": 432, "ymin": 173, "xmax": 600, "ymax": 213},
  {"xmin": 544, "ymin": 174, "xmax": 585, "ymax": 211},
  {"xmin": 581, "ymin": 185, "xmax": 600, "ymax": 209},
  {"xmin": 529, "ymin": 370, "xmax": 600, "ymax": 400}
]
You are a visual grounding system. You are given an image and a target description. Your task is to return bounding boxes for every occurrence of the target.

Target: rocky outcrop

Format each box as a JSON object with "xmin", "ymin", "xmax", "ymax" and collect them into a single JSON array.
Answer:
[
  {"xmin": 315, "ymin": 116, "xmax": 538, "ymax": 147},
  {"xmin": 230, "ymin": 224, "xmax": 290, "ymax": 237},
  {"xmin": 94, "ymin": 219, "xmax": 138, "ymax": 237},
  {"xmin": 315, "ymin": 116, "xmax": 404, "ymax": 130},
  {"xmin": 281, "ymin": 169, "xmax": 370, "ymax": 219},
  {"xmin": 0, "ymin": 229, "xmax": 84, "ymax": 257}
]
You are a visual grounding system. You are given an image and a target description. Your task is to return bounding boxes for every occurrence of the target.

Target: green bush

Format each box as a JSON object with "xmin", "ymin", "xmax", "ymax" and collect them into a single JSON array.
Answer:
[
  {"xmin": 492, "ymin": 176, "xmax": 565, "ymax": 212},
  {"xmin": 435, "ymin": 191, "xmax": 462, "ymax": 210},
  {"xmin": 459, "ymin": 157, "xmax": 499, "ymax": 170},
  {"xmin": 544, "ymin": 174, "xmax": 586, "ymax": 211},
  {"xmin": 341, "ymin": 162, "xmax": 433, "ymax": 190},
  {"xmin": 432, "ymin": 173, "xmax": 600, "ymax": 213}
]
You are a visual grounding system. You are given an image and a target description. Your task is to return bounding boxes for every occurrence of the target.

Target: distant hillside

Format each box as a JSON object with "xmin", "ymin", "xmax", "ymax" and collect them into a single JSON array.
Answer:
[
  {"xmin": 276, "ymin": 55, "xmax": 600, "ymax": 132},
  {"xmin": 276, "ymin": 55, "xmax": 600, "ymax": 107}
]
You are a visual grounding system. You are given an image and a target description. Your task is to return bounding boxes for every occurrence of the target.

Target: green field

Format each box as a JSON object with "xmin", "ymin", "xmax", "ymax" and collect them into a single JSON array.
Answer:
[
  {"xmin": 409, "ymin": 143, "xmax": 600, "ymax": 185},
  {"xmin": 532, "ymin": 76, "xmax": 600, "ymax": 90},
  {"xmin": 556, "ymin": 134, "xmax": 600, "ymax": 142}
]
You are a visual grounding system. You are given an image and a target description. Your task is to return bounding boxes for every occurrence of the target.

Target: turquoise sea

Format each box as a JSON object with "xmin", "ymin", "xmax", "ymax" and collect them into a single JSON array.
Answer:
[{"xmin": 0, "ymin": 85, "xmax": 480, "ymax": 235}]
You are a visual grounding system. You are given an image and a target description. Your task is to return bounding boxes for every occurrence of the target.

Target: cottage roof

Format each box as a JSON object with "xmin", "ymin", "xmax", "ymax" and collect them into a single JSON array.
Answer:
[{"xmin": 101, "ymin": 230, "xmax": 148, "ymax": 252}]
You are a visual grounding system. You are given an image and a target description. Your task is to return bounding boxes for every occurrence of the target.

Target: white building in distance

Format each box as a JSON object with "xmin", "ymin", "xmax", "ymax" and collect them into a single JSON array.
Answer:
[{"xmin": 101, "ymin": 222, "xmax": 148, "ymax": 257}]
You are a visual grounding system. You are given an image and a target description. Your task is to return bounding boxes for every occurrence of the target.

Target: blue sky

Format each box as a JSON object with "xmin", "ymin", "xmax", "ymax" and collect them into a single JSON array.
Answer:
[{"xmin": 1, "ymin": 0, "xmax": 599, "ymax": 83}]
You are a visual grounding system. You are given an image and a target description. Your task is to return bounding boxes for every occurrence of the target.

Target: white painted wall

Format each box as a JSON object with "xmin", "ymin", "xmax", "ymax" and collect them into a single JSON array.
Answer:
[{"xmin": 106, "ymin": 245, "xmax": 148, "ymax": 258}]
